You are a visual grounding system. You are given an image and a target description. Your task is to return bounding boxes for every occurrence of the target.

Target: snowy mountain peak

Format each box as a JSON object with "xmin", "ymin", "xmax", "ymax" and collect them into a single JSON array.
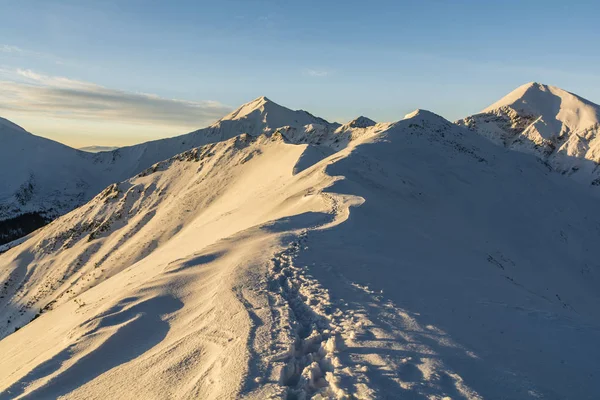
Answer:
[
  {"xmin": 403, "ymin": 109, "xmax": 449, "ymax": 124},
  {"xmin": 459, "ymin": 83, "xmax": 600, "ymax": 189},
  {"xmin": 212, "ymin": 96, "xmax": 334, "ymax": 136},
  {"xmin": 395, "ymin": 109, "xmax": 457, "ymax": 140},
  {"xmin": 219, "ymin": 96, "xmax": 294, "ymax": 122},
  {"xmin": 222, "ymin": 96, "xmax": 273, "ymax": 119},
  {"xmin": 482, "ymin": 82, "xmax": 600, "ymax": 132},
  {"xmin": 344, "ymin": 116, "xmax": 376, "ymax": 129}
]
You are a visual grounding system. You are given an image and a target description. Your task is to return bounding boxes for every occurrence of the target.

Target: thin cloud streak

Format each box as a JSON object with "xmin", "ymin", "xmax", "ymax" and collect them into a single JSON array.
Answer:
[
  {"xmin": 0, "ymin": 44, "xmax": 25, "ymax": 53},
  {"xmin": 0, "ymin": 44, "xmax": 80, "ymax": 67},
  {"xmin": 0, "ymin": 69, "xmax": 233, "ymax": 127},
  {"xmin": 304, "ymin": 69, "xmax": 331, "ymax": 78}
]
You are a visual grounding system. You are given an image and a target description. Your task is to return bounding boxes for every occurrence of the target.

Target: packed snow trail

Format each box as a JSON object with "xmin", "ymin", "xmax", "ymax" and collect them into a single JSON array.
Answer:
[{"xmin": 240, "ymin": 229, "xmax": 484, "ymax": 398}]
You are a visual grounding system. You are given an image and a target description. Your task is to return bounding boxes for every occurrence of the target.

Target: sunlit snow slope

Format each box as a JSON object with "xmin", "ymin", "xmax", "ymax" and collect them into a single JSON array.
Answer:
[
  {"xmin": 1, "ymin": 104, "xmax": 599, "ymax": 399},
  {"xmin": 0, "ymin": 97, "xmax": 338, "ymax": 245}
]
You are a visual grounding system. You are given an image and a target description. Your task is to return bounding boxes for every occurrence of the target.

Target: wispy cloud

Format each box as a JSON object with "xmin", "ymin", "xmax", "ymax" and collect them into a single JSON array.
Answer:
[
  {"xmin": 0, "ymin": 44, "xmax": 25, "ymax": 53},
  {"xmin": 0, "ymin": 69, "xmax": 232, "ymax": 127},
  {"xmin": 304, "ymin": 69, "xmax": 331, "ymax": 78},
  {"xmin": 0, "ymin": 44, "xmax": 52, "ymax": 60},
  {"xmin": 1, "ymin": 44, "xmax": 81, "ymax": 67}
]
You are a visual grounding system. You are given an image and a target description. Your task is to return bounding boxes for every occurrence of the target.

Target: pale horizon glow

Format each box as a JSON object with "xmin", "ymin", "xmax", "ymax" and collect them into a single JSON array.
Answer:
[{"xmin": 0, "ymin": 68, "xmax": 233, "ymax": 147}]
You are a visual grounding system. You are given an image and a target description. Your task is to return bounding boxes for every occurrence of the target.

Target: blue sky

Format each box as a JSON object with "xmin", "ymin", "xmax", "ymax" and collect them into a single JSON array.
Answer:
[{"xmin": 1, "ymin": 0, "xmax": 599, "ymax": 147}]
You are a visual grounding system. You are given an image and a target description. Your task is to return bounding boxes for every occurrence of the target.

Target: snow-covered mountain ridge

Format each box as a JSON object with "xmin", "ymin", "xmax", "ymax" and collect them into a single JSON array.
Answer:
[
  {"xmin": 457, "ymin": 82, "xmax": 600, "ymax": 187},
  {"xmin": 4, "ymin": 82, "xmax": 599, "ymax": 247},
  {"xmin": 0, "ymin": 97, "xmax": 345, "ymax": 245},
  {"xmin": 1, "ymin": 101, "xmax": 600, "ymax": 398}
]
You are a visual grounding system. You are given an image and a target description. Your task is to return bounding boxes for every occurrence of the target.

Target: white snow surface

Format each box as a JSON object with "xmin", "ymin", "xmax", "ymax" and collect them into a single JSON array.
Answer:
[
  {"xmin": 457, "ymin": 82, "xmax": 600, "ymax": 188},
  {"xmin": 1, "ymin": 100, "xmax": 599, "ymax": 399}
]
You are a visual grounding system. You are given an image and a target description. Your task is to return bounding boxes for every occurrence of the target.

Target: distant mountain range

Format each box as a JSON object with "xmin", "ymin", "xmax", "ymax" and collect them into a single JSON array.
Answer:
[{"xmin": 79, "ymin": 145, "xmax": 120, "ymax": 153}]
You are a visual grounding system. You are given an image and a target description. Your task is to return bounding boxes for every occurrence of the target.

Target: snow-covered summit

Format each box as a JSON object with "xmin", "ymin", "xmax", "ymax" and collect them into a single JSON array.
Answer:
[
  {"xmin": 400, "ymin": 109, "xmax": 455, "ymax": 134},
  {"xmin": 403, "ymin": 108, "xmax": 448, "ymax": 123},
  {"xmin": 482, "ymin": 82, "xmax": 600, "ymax": 134},
  {"xmin": 212, "ymin": 96, "xmax": 336, "ymax": 135},
  {"xmin": 458, "ymin": 82, "xmax": 600, "ymax": 188},
  {"xmin": 343, "ymin": 116, "xmax": 376, "ymax": 129}
]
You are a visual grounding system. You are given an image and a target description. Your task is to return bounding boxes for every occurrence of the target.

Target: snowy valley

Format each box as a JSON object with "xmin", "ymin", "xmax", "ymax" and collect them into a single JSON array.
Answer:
[{"xmin": 0, "ymin": 85, "xmax": 600, "ymax": 399}]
